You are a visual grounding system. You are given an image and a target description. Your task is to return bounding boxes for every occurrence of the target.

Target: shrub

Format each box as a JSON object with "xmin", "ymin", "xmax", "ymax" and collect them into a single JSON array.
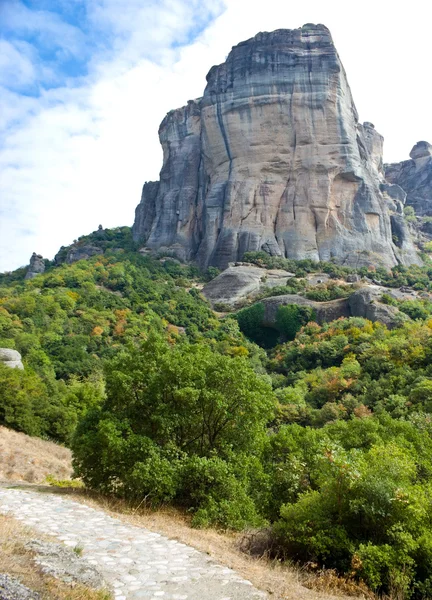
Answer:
[
  {"xmin": 404, "ymin": 206, "xmax": 416, "ymax": 222},
  {"xmin": 276, "ymin": 305, "xmax": 316, "ymax": 341},
  {"xmin": 72, "ymin": 334, "xmax": 275, "ymax": 528}
]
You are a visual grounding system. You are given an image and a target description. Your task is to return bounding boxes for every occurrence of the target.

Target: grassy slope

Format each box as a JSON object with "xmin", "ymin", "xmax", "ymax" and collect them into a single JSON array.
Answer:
[{"xmin": 0, "ymin": 425, "xmax": 72, "ymax": 483}]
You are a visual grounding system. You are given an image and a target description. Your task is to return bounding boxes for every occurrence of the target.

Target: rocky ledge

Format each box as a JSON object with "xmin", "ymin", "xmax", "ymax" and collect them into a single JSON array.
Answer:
[
  {"xmin": 260, "ymin": 287, "xmax": 407, "ymax": 330},
  {"xmin": 203, "ymin": 264, "xmax": 295, "ymax": 306}
]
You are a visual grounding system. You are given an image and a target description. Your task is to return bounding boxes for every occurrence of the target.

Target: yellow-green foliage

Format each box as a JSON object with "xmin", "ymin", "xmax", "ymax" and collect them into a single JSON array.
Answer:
[
  {"xmin": 6, "ymin": 231, "xmax": 432, "ymax": 596},
  {"xmin": 45, "ymin": 474, "xmax": 84, "ymax": 488},
  {"xmin": 0, "ymin": 228, "xmax": 263, "ymax": 442}
]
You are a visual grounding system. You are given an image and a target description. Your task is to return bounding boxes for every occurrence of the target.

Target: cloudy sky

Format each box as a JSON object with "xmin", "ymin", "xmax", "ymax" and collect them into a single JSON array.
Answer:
[{"xmin": 1, "ymin": 0, "xmax": 431, "ymax": 272}]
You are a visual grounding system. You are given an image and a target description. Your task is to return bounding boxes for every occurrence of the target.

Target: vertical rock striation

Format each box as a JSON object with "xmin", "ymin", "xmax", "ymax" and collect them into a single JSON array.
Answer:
[{"xmin": 133, "ymin": 24, "xmax": 419, "ymax": 268}]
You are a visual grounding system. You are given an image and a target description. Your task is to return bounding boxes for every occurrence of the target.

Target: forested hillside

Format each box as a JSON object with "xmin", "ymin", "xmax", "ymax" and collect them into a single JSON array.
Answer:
[
  {"xmin": 4, "ymin": 228, "xmax": 432, "ymax": 597},
  {"xmin": 0, "ymin": 228, "xmax": 262, "ymax": 441}
]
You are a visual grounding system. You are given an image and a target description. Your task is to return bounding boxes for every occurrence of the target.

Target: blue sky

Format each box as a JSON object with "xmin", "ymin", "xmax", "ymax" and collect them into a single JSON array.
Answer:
[{"xmin": 1, "ymin": 0, "xmax": 431, "ymax": 271}]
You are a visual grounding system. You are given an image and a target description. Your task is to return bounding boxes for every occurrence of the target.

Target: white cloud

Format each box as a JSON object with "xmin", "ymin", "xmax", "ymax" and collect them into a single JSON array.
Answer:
[
  {"xmin": 1, "ymin": 0, "xmax": 431, "ymax": 271},
  {"xmin": 0, "ymin": 40, "xmax": 38, "ymax": 89}
]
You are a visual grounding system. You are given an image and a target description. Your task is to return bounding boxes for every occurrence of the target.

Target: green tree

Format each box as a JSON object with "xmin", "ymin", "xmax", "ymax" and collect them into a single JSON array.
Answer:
[{"xmin": 72, "ymin": 334, "xmax": 275, "ymax": 526}]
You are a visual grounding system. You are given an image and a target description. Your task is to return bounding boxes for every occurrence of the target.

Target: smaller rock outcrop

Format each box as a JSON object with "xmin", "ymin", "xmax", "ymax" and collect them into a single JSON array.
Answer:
[
  {"xmin": 65, "ymin": 244, "xmax": 103, "ymax": 264},
  {"xmin": 25, "ymin": 540, "xmax": 105, "ymax": 589},
  {"xmin": 55, "ymin": 244, "xmax": 103, "ymax": 265},
  {"xmin": 25, "ymin": 253, "xmax": 45, "ymax": 280},
  {"xmin": 203, "ymin": 265, "xmax": 294, "ymax": 306},
  {"xmin": 385, "ymin": 142, "xmax": 432, "ymax": 216},
  {"xmin": 0, "ymin": 574, "xmax": 40, "ymax": 600},
  {"xmin": 347, "ymin": 288, "xmax": 404, "ymax": 328},
  {"xmin": 261, "ymin": 295, "xmax": 350, "ymax": 326},
  {"xmin": 258, "ymin": 287, "xmax": 406, "ymax": 330},
  {"xmin": 0, "ymin": 348, "xmax": 24, "ymax": 370}
]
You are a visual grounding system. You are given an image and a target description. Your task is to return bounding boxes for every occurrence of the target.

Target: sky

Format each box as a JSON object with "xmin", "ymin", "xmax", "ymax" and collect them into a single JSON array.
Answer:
[{"xmin": 1, "ymin": 0, "xmax": 431, "ymax": 272}]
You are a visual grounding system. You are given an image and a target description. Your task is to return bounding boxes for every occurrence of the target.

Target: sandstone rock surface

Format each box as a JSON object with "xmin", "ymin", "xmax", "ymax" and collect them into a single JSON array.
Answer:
[
  {"xmin": 55, "ymin": 244, "xmax": 103, "ymax": 265},
  {"xmin": 25, "ymin": 253, "xmax": 45, "ymax": 280},
  {"xmin": 0, "ymin": 348, "xmax": 24, "ymax": 370},
  {"xmin": 133, "ymin": 24, "xmax": 419, "ymax": 269},
  {"xmin": 385, "ymin": 142, "xmax": 432, "ymax": 216},
  {"xmin": 347, "ymin": 287, "xmax": 405, "ymax": 328},
  {"xmin": 259, "ymin": 287, "xmax": 405, "ymax": 330},
  {"xmin": 261, "ymin": 294, "xmax": 350, "ymax": 326},
  {"xmin": 203, "ymin": 265, "xmax": 294, "ymax": 305}
]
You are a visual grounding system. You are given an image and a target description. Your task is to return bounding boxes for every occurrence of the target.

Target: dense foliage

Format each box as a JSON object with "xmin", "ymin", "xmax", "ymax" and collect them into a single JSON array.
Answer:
[
  {"xmin": 72, "ymin": 334, "xmax": 275, "ymax": 529},
  {"xmin": 243, "ymin": 250, "xmax": 432, "ymax": 291},
  {"xmin": 6, "ymin": 233, "xmax": 432, "ymax": 596},
  {"xmin": 0, "ymin": 228, "xmax": 262, "ymax": 442},
  {"xmin": 235, "ymin": 302, "xmax": 316, "ymax": 347}
]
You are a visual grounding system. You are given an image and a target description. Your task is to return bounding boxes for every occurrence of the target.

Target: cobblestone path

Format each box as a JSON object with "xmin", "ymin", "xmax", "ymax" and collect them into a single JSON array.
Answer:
[{"xmin": 0, "ymin": 487, "xmax": 267, "ymax": 600}]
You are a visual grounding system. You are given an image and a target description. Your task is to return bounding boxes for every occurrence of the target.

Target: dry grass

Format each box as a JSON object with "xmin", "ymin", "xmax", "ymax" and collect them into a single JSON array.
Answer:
[
  {"xmin": 301, "ymin": 569, "xmax": 375, "ymax": 600},
  {"xmin": 0, "ymin": 425, "xmax": 73, "ymax": 483},
  {"xmin": 65, "ymin": 489, "xmax": 365, "ymax": 600},
  {"xmin": 0, "ymin": 512, "xmax": 111, "ymax": 599}
]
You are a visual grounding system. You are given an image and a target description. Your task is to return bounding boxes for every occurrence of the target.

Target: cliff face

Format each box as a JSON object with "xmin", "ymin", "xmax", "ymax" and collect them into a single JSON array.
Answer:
[
  {"xmin": 133, "ymin": 24, "xmax": 418, "ymax": 269},
  {"xmin": 385, "ymin": 142, "xmax": 432, "ymax": 216},
  {"xmin": 25, "ymin": 253, "xmax": 45, "ymax": 280}
]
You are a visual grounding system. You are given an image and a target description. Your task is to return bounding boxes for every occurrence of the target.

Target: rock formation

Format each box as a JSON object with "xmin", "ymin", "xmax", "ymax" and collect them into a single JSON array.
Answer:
[
  {"xmin": 385, "ymin": 142, "xmax": 432, "ymax": 216},
  {"xmin": 202, "ymin": 264, "xmax": 294, "ymax": 306},
  {"xmin": 260, "ymin": 287, "xmax": 406, "ymax": 330},
  {"xmin": 261, "ymin": 294, "xmax": 350, "ymax": 326},
  {"xmin": 0, "ymin": 348, "xmax": 24, "ymax": 370},
  {"xmin": 25, "ymin": 253, "xmax": 45, "ymax": 280},
  {"xmin": 133, "ymin": 24, "xmax": 419, "ymax": 269},
  {"xmin": 55, "ymin": 243, "xmax": 103, "ymax": 265}
]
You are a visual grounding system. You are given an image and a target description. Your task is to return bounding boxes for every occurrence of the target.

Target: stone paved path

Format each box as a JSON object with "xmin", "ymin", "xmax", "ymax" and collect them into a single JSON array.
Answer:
[{"xmin": 0, "ymin": 487, "xmax": 267, "ymax": 600}]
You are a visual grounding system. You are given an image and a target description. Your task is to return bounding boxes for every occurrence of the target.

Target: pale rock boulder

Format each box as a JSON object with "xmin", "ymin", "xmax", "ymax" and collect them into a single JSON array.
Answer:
[
  {"xmin": 133, "ymin": 24, "xmax": 420, "ymax": 269},
  {"xmin": 203, "ymin": 265, "xmax": 294, "ymax": 306},
  {"xmin": 0, "ymin": 348, "xmax": 24, "ymax": 370}
]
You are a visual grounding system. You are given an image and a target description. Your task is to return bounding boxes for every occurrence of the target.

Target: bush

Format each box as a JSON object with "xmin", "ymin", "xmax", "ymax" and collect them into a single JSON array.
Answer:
[
  {"xmin": 274, "ymin": 441, "xmax": 432, "ymax": 595},
  {"xmin": 180, "ymin": 455, "xmax": 265, "ymax": 529},
  {"xmin": 404, "ymin": 206, "xmax": 417, "ymax": 223},
  {"xmin": 276, "ymin": 305, "xmax": 316, "ymax": 341},
  {"xmin": 72, "ymin": 334, "xmax": 275, "ymax": 528}
]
